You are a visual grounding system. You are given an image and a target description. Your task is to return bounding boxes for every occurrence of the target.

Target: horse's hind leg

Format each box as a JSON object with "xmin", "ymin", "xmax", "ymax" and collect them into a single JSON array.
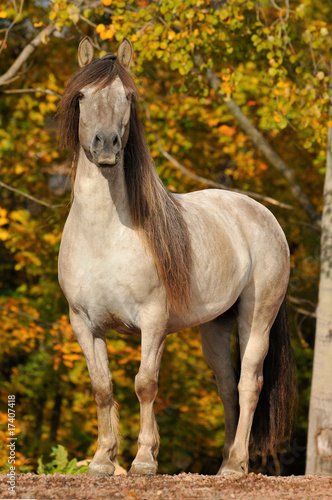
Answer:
[
  {"xmin": 199, "ymin": 306, "xmax": 239, "ymax": 469},
  {"xmin": 221, "ymin": 285, "xmax": 284, "ymax": 475},
  {"xmin": 70, "ymin": 309, "xmax": 119, "ymax": 478}
]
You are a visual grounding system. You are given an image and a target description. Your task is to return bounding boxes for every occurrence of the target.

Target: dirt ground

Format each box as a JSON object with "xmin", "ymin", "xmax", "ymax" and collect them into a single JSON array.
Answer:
[{"xmin": 1, "ymin": 473, "xmax": 332, "ymax": 500}]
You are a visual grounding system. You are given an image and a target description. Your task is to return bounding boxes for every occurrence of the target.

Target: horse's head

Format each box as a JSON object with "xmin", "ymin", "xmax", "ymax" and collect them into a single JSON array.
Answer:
[
  {"xmin": 59, "ymin": 37, "xmax": 134, "ymax": 169},
  {"xmin": 78, "ymin": 37, "xmax": 133, "ymax": 168}
]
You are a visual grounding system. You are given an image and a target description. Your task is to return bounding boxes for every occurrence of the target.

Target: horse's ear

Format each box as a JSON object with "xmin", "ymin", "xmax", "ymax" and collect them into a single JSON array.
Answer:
[
  {"xmin": 117, "ymin": 38, "xmax": 133, "ymax": 69},
  {"xmin": 78, "ymin": 37, "xmax": 94, "ymax": 67}
]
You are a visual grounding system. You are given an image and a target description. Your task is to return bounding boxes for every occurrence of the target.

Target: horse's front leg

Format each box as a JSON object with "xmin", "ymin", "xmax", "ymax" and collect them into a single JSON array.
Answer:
[
  {"xmin": 129, "ymin": 323, "xmax": 166, "ymax": 475},
  {"xmin": 70, "ymin": 309, "xmax": 119, "ymax": 478}
]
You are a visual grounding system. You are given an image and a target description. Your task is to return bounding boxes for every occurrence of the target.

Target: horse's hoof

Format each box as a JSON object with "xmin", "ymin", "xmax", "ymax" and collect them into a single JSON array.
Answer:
[
  {"xmin": 218, "ymin": 467, "xmax": 246, "ymax": 477},
  {"xmin": 87, "ymin": 462, "xmax": 115, "ymax": 478},
  {"xmin": 128, "ymin": 462, "xmax": 157, "ymax": 475},
  {"xmin": 218, "ymin": 461, "xmax": 246, "ymax": 477}
]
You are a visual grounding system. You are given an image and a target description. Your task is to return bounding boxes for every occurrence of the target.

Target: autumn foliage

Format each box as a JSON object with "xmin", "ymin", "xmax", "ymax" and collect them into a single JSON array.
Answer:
[{"xmin": 0, "ymin": 0, "xmax": 329, "ymax": 474}]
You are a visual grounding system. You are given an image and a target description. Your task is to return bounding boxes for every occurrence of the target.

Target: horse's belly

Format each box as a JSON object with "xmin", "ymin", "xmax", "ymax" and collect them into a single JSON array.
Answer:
[{"xmin": 167, "ymin": 264, "xmax": 250, "ymax": 333}]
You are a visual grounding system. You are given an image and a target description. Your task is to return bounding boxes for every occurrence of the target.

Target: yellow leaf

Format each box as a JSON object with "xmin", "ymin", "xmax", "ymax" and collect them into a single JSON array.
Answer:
[
  {"xmin": 103, "ymin": 0, "xmax": 112, "ymax": 5},
  {"xmin": 46, "ymin": 94, "xmax": 58, "ymax": 103},
  {"xmin": 96, "ymin": 23, "xmax": 105, "ymax": 34},
  {"xmin": 0, "ymin": 228, "xmax": 9, "ymax": 241},
  {"xmin": 43, "ymin": 233, "xmax": 60, "ymax": 245},
  {"xmin": 10, "ymin": 210, "xmax": 27, "ymax": 222},
  {"xmin": 0, "ymin": 11, "xmax": 7, "ymax": 18},
  {"xmin": 221, "ymin": 82, "xmax": 232, "ymax": 94},
  {"xmin": 0, "ymin": 208, "xmax": 9, "ymax": 225},
  {"xmin": 132, "ymin": 34, "xmax": 138, "ymax": 42},
  {"xmin": 15, "ymin": 165, "xmax": 25, "ymax": 175},
  {"xmin": 101, "ymin": 29, "xmax": 114, "ymax": 40}
]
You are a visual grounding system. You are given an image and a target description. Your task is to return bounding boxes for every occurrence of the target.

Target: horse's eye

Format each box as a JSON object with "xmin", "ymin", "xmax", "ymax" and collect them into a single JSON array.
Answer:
[{"xmin": 77, "ymin": 93, "xmax": 84, "ymax": 101}]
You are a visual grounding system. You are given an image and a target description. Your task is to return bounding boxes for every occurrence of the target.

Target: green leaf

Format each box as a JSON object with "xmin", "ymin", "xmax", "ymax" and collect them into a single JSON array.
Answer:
[
  {"xmin": 37, "ymin": 457, "xmax": 45, "ymax": 475},
  {"xmin": 54, "ymin": 445, "xmax": 68, "ymax": 471},
  {"xmin": 66, "ymin": 458, "xmax": 78, "ymax": 474}
]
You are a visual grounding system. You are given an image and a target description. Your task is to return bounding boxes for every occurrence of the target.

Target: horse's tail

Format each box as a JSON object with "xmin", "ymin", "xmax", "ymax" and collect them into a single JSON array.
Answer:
[{"xmin": 251, "ymin": 296, "xmax": 297, "ymax": 456}]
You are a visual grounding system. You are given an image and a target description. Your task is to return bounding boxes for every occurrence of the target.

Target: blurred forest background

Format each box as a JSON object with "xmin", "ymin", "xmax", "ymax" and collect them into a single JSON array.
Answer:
[{"xmin": 0, "ymin": 0, "xmax": 330, "ymax": 476}]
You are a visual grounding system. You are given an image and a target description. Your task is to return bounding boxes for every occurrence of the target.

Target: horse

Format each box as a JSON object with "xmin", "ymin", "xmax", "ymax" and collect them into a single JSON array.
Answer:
[{"xmin": 58, "ymin": 36, "xmax": 295, "ymax": 478}]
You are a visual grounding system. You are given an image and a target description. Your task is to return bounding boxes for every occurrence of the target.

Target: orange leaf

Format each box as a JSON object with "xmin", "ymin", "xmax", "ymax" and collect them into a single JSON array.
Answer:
[{"xmin": 217, "ymin": 125, "xmax": 236, "ymax": 137}]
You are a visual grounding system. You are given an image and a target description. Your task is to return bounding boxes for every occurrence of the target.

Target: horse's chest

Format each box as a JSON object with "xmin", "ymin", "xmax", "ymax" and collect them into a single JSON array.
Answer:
[{"xmin": 59, "ymin": 228, "xmax": 158, "ymax": 332}]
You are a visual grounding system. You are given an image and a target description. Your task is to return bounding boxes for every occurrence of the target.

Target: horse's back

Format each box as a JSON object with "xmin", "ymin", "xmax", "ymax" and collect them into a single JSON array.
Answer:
[{"xmin": 177, "ymin": 189, "xmax": 289, "ymax": 263}]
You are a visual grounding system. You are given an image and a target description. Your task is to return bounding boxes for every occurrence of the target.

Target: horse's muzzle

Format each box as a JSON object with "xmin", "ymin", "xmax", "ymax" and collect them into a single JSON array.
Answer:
[
  {"xmin": 90, "ymin": 131, "xmax": 121, "ymax": 168},
  {"xmin": 96, "ymin": 153, "xmax": 119, "ymax": 168},
  {"xmin": 83, "ymin": 148, "xmax": 119, "ymax": 168}
]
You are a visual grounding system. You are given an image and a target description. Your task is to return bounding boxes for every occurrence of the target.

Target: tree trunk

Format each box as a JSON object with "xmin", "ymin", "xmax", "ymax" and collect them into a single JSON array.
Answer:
[{"xmin": 306, "ymin": 97, "xmax": 332, "ymax": 475}]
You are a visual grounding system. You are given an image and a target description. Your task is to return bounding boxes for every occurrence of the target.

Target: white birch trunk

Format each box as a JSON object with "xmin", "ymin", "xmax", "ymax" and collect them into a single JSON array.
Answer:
[{"xmin": 306, "ymin": 97, "xmax": 332, "ymax": 475}]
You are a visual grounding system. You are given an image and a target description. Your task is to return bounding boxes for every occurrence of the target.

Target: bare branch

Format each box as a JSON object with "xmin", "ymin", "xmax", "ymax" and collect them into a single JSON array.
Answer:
[
  {"xmin": 0, "ymin": 180, "xmax": 61, "ymax": 209},
  {"xmin": 194, "ymin": 55, "xmax": 321, "ymax": 228},
  {"xmin": 287, "ymin": 295, "xmax": 317, "ymax": 317},
  {"xmin": 0, "ymin": 23, "xmax": 55, "ymax": 86},
  {"xmin": 269, "ymin": 0, "xmax": 294, "ymax": 16},
  {"xmin": 269, "ymin": 0, "xmax": 284, "ymax": 12},
  {"xmin": 1, "ymin": 88, "xmax": 61, "ymax": 98},
  {"xmin": 79, "ymin": 14, "xmax": 98, "ymax": 29},
  {"xmin": 291, "ymin": 305, "xmax": 316, "ymax": 318},
  {"xmin": 145, "ymin": 106, "xmax": 294, "ymax": 211}
]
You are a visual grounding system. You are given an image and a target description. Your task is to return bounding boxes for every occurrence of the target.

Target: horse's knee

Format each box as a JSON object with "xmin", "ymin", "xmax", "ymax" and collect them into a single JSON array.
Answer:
[
  {"xmin": 91, "ymin": 379, "xmax": 113, "ymax": 408},
  {"xmin": 135, "ymin": 368, "xmax": 158, "ymax": 403}
]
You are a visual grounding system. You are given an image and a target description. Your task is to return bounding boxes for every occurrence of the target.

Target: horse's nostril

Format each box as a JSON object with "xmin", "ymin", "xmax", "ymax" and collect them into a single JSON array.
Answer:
[
  {"xmin": 113, "ymin": 135, "xmax": 118, "ymax": 146},
  {"xmin": 93, "ymin": 133, "xmax": 104, "ymax": 152}
]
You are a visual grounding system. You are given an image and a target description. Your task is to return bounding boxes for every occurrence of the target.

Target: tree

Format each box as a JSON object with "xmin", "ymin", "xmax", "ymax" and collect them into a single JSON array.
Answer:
[{"xmin": 306, "ymin": 91, "xmax": 332, "ymax": 475}]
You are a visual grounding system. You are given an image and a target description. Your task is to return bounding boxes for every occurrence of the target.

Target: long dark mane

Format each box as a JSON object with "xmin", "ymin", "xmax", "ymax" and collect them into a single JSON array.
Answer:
[{"xmin": 58, "ymin": 54, "xmax": 192, "ymax": 313}]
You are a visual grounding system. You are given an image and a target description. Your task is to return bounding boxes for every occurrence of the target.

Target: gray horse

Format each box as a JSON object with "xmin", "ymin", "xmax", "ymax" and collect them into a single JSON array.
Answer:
[{"xmin": 58, "ymin": 37, "xmax": 295, "ymax": 477}]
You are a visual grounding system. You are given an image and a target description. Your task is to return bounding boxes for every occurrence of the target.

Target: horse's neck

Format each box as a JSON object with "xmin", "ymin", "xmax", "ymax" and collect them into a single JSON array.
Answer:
[{"xmin": 73, "ymin": 148, "xmax": 131, "ymax": 229}]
